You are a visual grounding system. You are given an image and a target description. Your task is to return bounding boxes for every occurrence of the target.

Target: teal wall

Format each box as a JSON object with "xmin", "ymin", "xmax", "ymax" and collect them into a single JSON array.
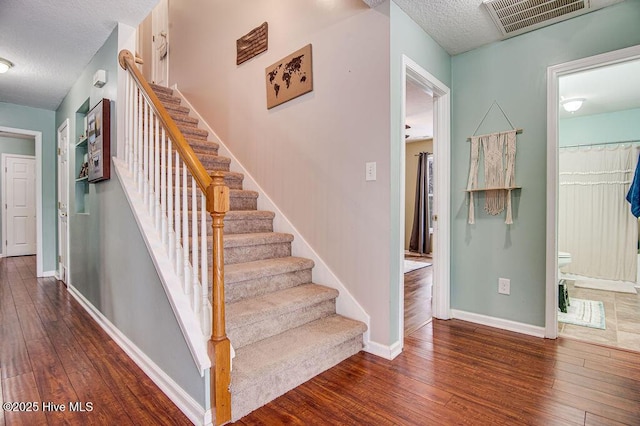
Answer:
[
  {"xmin": 0, "ymin": 136, "xmax": 36, "ymax": 254},
  {"xmin": 390, "ymin": 1, "xmax": 451, "ymax": 342},
  {"xmin": 0, "ymin": 102, "xmax": 56, "ymax": 271},
  {"xmin": 450, "ymin": 1, "xmax": 640, "ymax": 326},
  {"xmin": 54, "ymin": 25, "xmax": 205, "ymax": 405},
  {"xmin": 560, "ymin": 108, "xmax": 640, "ymax": 146}
]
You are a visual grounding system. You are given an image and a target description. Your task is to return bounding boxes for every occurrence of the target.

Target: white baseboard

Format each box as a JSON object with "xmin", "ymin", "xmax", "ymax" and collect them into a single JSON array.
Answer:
[
  {"xmin": 66, "ymin": 284, "xmax": 209, "ymax": 425},
  {"xmin": 364, "ymin": 339, "xmax": 402, "ymax": 360},
  {"xmin": 172, "ymin": 85, "xmax": 372, "ymax": 347},
  {"xmin": 41, "ymin": 269, "xmax": 57, "ymax": 278},
  {"xmin": 451, "ymin": 309, "xmax": 545, "ymax": 338}
]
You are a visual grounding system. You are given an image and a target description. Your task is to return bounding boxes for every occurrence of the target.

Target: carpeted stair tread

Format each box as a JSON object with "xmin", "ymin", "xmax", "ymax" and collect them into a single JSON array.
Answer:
[
  {"xmin": 170, "ymin": 113, "xmax": 199, "ymax": 127},
  {"xmin": 163, "ymin": 103, "xmax": 191, "ymax": 116},
  {"xmin": 226, "ymin": 284, "xmax": 337, "ymax": 349},
  {"xmin": 225, "ymin": 257, "xmax": 313, "ymax": 284},
  {"xmin": 225, "ymin": 210, "xmax": 274, "ymax": 220},
  {"xmin": 231, "ymin": 314, "xmax": 366, "ymax": 391},
  {"xmin": 156, "ymin": 93, "xmax": 182, "ymax": 105},
  {"xmin": 178, "ymin": 125, "xmax": 208, "ymax": 140},
  {"xmin": 224, "ymin": 232, "xmax": 293, "ymax": 249},
  {"xmin": 149, "ymin": 83, "xmax": 174, "ymax": 96},
  {"xmin": 227, "ymin": 284, "xmax": 336, "ymax": 326},
  {"xmin": 187, "ymin": 139, "xmax": 219, "ymax": 155}
]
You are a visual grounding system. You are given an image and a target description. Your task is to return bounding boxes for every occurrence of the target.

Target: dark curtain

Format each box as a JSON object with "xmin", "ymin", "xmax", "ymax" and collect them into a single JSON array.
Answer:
[{"xmin": 409, "ymin": 152, "xmax": 430, "ymax": 254}]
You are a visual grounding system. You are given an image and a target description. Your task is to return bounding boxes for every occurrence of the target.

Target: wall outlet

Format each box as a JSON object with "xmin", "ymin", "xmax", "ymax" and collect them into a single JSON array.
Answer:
[
  {"xmin": 365, "ymin": 162, "xmax": 377, "ymax": 181},
  {"xmin": 498, "ymin": 278, "xmax": 510, "ymax": 295}
]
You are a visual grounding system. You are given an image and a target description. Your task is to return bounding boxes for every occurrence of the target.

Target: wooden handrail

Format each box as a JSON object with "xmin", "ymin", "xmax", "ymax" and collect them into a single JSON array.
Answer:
[
  {"xmin": 119, "ymin": 49, "xmax": 232, "ymax": 424},
  {"xmin": 119, "ymin": 50, "xmax": 212, "ymax": 193}
]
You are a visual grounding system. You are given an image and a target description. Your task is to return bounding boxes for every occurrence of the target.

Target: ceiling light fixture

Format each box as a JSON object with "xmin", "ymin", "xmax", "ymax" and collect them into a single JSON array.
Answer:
[
  {"xmin": 561, "ymin": 98, "xmax": 585, "ymax": 113},
  {"xmin": 0, "ymin": 58, "xmax": 13, "ymax": 74}
]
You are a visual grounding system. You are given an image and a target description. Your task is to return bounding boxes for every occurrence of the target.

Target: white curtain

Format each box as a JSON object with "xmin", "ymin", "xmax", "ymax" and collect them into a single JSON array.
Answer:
[{"xmin": 559, "ymin": 144, "xmax": 638, "ymax": 282}]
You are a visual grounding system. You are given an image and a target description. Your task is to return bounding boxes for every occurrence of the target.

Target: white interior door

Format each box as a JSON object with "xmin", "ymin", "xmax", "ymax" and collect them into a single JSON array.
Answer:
[
  {"xmin": 3, "ymin": 155, "xmax": 36, "ymax": 257},
  {"xmin": 57, "ymin": 120, "xmax": 69, "ymax": 283},
  {"xmin": 151, "ymin": 0, "xmax": 169, "ymax": 86}
]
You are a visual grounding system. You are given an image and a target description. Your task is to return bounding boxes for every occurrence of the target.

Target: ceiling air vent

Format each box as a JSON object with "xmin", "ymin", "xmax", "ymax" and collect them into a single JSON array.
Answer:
[{"xmin": 483, "ymin": 0, "xmax": 609, "ymax": 38}]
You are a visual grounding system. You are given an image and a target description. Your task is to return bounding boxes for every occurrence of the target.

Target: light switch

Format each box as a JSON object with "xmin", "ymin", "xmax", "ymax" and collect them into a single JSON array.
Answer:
[{"xmin": 365, "ymin": 162, "xmax": 376, "ymax": 181}]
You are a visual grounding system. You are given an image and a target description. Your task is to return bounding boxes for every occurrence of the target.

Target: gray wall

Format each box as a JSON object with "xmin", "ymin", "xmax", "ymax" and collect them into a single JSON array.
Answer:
[
  {"xmin": 54, "ymin": 25, "xmax": 205, "ymax": 405},
  {"xmin": 0, "ymin": 102, "xmax": 56, "ymax": 271},
  {"xmin": 0, "ymin": 136, "xmax": 36, "ymax": 255},
  {"xmin": 450, "ymin": 1, "xmax": 640, "ymax": 327}
]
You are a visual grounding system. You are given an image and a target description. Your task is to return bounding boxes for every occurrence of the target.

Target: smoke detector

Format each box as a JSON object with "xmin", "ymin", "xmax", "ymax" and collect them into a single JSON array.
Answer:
[{"xmin": 483, "ymin": 0, "xmax": 623, "ymax": 38}]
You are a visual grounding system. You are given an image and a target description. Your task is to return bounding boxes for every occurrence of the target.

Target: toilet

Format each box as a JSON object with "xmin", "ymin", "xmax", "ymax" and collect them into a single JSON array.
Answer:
[{"xmin": 558, "ymin": 251, "xmax": 572, "ymax": 313}]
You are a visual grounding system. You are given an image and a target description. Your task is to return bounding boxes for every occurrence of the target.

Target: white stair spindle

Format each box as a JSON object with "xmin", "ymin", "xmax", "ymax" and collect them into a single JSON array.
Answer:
[
  {"xmin": 174, "ymin": 150, "xmax": 182, "ymax": 276},
  {"xmin": 182, "ymin": 163, "xmax": 191, "ymax": 294},
  {"xmin": 201, "ymin": 191, "xmax": 210, "ymax": 336},
  {"xmin": 143, "ymin": 102, "xmax": 150, "ymax": 208},
  {"xmin": 154, "ymin": 114, "xmax": 160, "ymax": 227},
  {"xmin": 133, "ymin": 88, "xmax": 139, "ymax": 182},
  {"xmin": 161, "ymin": 128, "xmax": 167, "ymax": 245},
  {"xmin": 191, "ymin": 176, "xmax": 200, "ymax": 313},
  {"xmin": 168, "ymin": 139, "xmax": 175, "ymax": 261},
  {"xmin": 137, "ymin": 90, "xmax": 144, "ymax": 191}
]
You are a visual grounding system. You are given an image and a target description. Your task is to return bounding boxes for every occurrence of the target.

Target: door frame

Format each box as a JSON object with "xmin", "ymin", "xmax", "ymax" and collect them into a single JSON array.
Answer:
[
  {"xmin": 398, "ymin": 55, "xmax": 451, "ymax": 342},
  {"xmin": 545, "ymin": 44, "xmax": 640, "ymax": 338},
  {"xmin": 0, "ymin": 126, "xmax": 44, "ymax": 275},
  {"xmin": 57, "ymin": 119, "xmax": 70, "ymax": 283},
  {"xmin": 2, "ymin": 154, "xmax": 36, "ymax": 257},
  {"xmin": 151, "ymin": 0, "xmax": 169, "ymax": 86}
]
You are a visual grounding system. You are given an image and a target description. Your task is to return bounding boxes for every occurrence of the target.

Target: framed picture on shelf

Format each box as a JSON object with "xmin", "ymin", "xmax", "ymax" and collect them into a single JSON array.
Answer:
[{"xmin": 87, "ymin": 98, "xmax": 111, "ymax": 182}]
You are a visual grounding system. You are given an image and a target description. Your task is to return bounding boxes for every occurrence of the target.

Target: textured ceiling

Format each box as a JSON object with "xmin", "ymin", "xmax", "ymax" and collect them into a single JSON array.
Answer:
[
  {"xmin": 0, "ymin": 0, "xmax": 157, "ymax": 110},
  {"xmin": 363, "ymin": 0, "xmax": 625, "ymax": 55},
  {"xmin": 405, "ymin": 77, "xmax": 433, "ymax": 141}
]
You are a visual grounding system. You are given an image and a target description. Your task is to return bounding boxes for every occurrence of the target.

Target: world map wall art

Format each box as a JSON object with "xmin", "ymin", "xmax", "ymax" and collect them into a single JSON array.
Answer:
[{"xmin": 265, "ymin": 44, "xmax": 313, "ymax": 109}]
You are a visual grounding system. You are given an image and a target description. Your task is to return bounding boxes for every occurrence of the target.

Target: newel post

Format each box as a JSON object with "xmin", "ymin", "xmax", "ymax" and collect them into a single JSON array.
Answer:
[{"xmin": 206, "ymin": 172, "xmax": 232, "ymax": 425}]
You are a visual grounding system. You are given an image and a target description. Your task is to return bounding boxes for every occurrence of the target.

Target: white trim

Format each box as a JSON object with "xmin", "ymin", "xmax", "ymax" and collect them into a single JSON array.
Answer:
[
  {"xmin": 0, "ymin": 126, "xmax": 43, "ymax": 275},
  {"xmin": 364, "ymin": 339, "xmax": 403, "ymax": 360},
  {"xmin": 399, "ymin": 55, "xmax": 451, "ymax": 348},
  {"xmin": 41, "ymin": 270, "xmax": 57, "ymax": 278},
  {"xmin": 57, "ymin": 119, "xmax": 70, "ymax": 284},
  {"xmin": 451, "ymin": 309, "xmax": 546, "ymax": 338},
  {"xmin": 66, "ymin": 283, "xmax": 209, "ymax": 426},
  {"xmin": 545, "ymin": 44, "xmax": 640, "ymax": 339},
  {"xmin": 114, "ymin": 158, "xmax": 211, "ymax": 374},
  {"xmin": 172, "ymin": 86, "xmax": 373, "ymax": 347}
]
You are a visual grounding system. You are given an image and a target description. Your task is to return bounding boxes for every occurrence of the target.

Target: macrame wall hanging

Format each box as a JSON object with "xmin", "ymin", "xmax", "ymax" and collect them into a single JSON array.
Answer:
[{"xmin": 466, "ymin": 101, "xmax": 522, "ymax": 225}]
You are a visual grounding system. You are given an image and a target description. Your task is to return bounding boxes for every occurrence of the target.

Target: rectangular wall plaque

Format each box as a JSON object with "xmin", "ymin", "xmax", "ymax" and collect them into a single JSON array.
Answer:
[
  {"xmin": 265, "ymin": 44, "xmax": 313, "ymax": 109},
  {"xmin": 237, "ymin": 22, "xmax": 268, "ymax": 65}
]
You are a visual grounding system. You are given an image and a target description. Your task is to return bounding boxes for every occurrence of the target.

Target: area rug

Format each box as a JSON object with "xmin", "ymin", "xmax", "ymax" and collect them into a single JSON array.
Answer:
[
  {"xmin": 404, "ymin": 260, "xmax": 432, "ymax": 274},
  {"xmin": 558, "ymin": 298, "xmax": 606, "ymax": 330},
  {"xmin": 574, "ymin": 279, "xmax": 637, "ymax": 294}
]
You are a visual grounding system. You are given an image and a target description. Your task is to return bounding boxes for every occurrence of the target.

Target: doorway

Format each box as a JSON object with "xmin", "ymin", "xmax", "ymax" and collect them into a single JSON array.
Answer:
[
  {"xmin": 151, "ymin": 0, "xmax": 169, "ymax": 86},
  {"xmin": 2, "ymin": 154, "xmax": 36, "ymax": 257},
  {"xmin": 546, "ymin": 45, "xmax": 640, "ymax": 348},
  {"xmin": 57, "ymin": 120, "xmax": 70, "ymax": 283},
  {"xmin": 398, "ymin": 55, "xmax": 451, "ymax": 344},
  {"xmin": 0, "ymin": 126, "xmax": 44, "ymax": 276},
  {"xmin": 403, "ymin": 75, "xmax": 435, "ymax": 335}
]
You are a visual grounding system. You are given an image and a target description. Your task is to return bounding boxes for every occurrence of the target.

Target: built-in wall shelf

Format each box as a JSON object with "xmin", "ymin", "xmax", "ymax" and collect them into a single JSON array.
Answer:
[
  {"xmin": 75, "ymin": 98, "xmax": 91, "ymax": 214},
  {"xmin": 465, "ymin": 186, "xmax": 522, "ymax": 192}
]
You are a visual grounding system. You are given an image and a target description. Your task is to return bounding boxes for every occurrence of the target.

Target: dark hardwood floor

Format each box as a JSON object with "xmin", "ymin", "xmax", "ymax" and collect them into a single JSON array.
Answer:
[
  {"xmin": 235, "ymin": 319, "xmax": 640, "ymax": 425},
  {"xmin": 404, "ymin": 254, "xmax": 433, "ymax": 336},
  {"xmin": 5, "ymin": 256, "xmax": 640, "ymax": 425},
  {"xmin": 0, "ymin": 255, "xmax": 192, "ymax": 426}
]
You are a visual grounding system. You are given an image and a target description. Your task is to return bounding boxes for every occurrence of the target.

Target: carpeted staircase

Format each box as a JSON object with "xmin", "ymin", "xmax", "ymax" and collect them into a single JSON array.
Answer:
[{"xmin": 150, "ymin": 84, "xmax": 367, "ymax": 421}]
